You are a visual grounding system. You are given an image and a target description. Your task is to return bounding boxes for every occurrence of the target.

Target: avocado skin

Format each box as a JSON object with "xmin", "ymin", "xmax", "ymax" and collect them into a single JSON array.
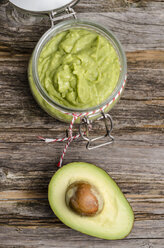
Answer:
[{"xmin": 48, "ymin": 162, "xmax": 134, "ymax": 240}]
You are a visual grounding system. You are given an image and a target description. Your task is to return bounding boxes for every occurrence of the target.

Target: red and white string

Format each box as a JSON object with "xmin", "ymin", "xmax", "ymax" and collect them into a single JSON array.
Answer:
[{"xmin": 39, "ymin": 75, "xmax": 127, "ymax": 168}]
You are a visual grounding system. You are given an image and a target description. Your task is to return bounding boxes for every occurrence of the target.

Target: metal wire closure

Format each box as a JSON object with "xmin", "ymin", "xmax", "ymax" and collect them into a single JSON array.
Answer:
[
  {"xmin": 50, "ymin": 7, "xmax": 77, "ymax": 27},
  {"xmin": 79, "ymin": 111, "xmax": 114, "ymax": 150}
]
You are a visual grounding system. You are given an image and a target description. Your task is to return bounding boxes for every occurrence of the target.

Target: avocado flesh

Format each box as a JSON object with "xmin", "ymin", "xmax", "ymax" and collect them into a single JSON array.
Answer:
[{"xmin": 48, "ymin": 162, "xmax": 134, "ymax": 240}]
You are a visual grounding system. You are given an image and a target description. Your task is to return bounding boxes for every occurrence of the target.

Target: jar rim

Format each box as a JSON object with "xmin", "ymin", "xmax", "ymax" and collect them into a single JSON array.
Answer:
[{"xmin": 32, "ymin": 19, "xmax": 127, "ymax": 114}]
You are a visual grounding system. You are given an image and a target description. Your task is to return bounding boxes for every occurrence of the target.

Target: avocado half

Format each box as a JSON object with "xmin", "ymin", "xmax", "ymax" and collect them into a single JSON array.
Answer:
[{"xmin": 48, "ymin": 162, "xmax": 134, "ymax": 240}]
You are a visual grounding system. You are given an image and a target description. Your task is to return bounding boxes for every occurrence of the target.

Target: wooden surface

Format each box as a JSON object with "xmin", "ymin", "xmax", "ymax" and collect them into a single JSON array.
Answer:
[{"xmin": 0, "ymin": 0, "xmax": 164, "ymax": 247}]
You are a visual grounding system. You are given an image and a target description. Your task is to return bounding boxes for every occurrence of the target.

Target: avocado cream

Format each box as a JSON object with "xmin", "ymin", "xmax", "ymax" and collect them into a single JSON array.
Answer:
[{"xmin": 38, "ymin": 29, "xmax": 120, "ymax": 109}]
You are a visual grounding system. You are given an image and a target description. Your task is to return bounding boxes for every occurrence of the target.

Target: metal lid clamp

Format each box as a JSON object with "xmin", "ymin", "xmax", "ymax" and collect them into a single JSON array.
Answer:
[
  {"xmin": 50, "ymin": 6, "xmax": 77, "ymax": 27},
  {"xmin": 79, "ymin": 112, "xmax": 114, "ymax": 150}
]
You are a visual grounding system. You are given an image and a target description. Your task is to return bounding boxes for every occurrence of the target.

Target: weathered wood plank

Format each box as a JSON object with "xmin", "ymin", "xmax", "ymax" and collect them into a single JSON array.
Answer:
[
  {"xmin": 78, "ymin": 12, "xmax": 164, "ymax": 51},
  {"xmin": 0, "ymin": 0, "xmax": 164, "ymax": 247},
  {"xmin": 0, "ymin": 237, "xmax": 163, "ymax": 248},
  {"xmin": 0, "ymin": 1, "xmax": 164, "ymax": 51},
  {"xmin": 0, "ymin": 128, "xmax": 164, "ymax": 145},
  {"xmin": 127, "ymin": 50, "xmax": 164, "ymax": 69},
  {"xmin": 0, "ymin": 68, "xmax": 163, "ymax": 129},
  {"xmin": 0, "ymin": 192, "xmax": 163, "ymax": 222},
  {"xmin": 1, "ymin": 49, "xmax": 164, "ymax": 69},
  {"xmin": 0, "ymin": 240, "xmax": 163, "ymax": 248},
  {"xmin": 0, "ymin": 143, "xmax": 164, "ymax": 190},
  {"xmin": 0, "ymin": 225, "xmax": 164, "ymax": 247}
]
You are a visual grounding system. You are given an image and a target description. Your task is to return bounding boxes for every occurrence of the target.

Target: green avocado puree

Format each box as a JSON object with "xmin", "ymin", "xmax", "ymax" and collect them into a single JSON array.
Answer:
[{"xmin": 38, "ymin": 29, "xmax": 120, "ymax": 109}]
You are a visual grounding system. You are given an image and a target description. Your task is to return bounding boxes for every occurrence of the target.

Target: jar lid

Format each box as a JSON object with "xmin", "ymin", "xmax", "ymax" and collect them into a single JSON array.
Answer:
[{"xmin": 9, "ymin": 0, "xmax": 79, "ymax": 13}]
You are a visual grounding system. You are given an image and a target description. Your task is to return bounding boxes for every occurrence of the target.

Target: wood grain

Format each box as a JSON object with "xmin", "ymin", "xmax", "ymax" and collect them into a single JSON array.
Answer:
[{"xmin": 0, "ymin": 0, "xmax": 164, "ymax": 247}]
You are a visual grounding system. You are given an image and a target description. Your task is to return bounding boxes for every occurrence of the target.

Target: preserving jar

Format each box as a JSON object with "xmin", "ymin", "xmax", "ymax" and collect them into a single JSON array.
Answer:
[
  {"xmin": 28, "ymin": 19, "xmax": 127, "ymax": 124},
  {"xmin": 9, "ymin": 0, "xmax": 127, "ymax": 149}
]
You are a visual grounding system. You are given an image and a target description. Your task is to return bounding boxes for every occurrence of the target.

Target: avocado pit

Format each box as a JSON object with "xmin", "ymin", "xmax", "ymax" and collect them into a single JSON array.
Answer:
[{"xmin": 65, "ymin": 182, "xmax": 104, "ymax": 216}]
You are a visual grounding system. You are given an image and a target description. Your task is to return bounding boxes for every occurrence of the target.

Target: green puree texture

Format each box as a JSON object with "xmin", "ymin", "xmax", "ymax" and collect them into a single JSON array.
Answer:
[{"xmin": 38, "ymin": 29, "xmax": 120, "ymax": 109}]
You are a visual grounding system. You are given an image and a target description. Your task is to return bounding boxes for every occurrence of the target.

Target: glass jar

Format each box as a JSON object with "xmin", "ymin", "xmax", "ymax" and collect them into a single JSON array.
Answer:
[{"xmin": 28, "ymin": 19, "xmax": 127, "ymax": 124}]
